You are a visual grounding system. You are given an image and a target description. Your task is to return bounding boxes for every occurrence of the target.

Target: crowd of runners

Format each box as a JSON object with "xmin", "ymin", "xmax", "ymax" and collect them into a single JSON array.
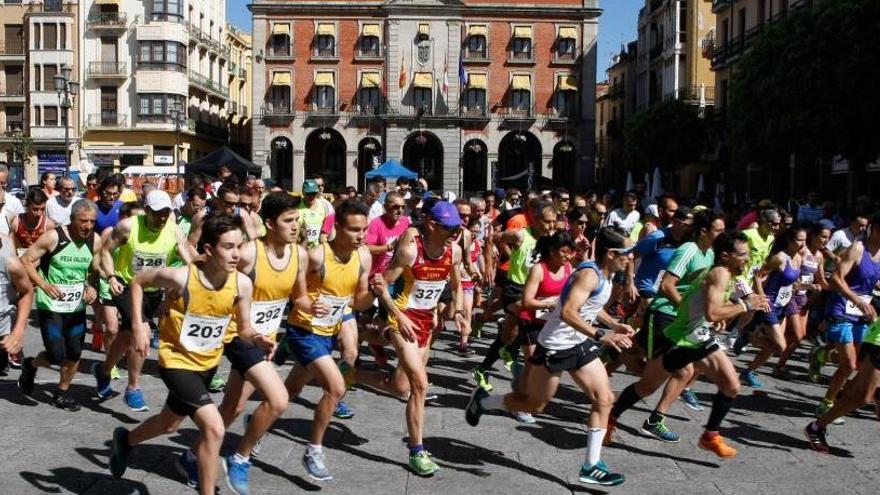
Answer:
[{"xmin": 0, "ymin": 163, "xmax": 878, "ymax": 493}]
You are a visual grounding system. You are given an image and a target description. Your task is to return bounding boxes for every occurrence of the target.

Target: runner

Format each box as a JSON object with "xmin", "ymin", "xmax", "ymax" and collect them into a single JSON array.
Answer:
[
  {"xmin": 0, "ymin": 233, "xmax": 34, "ymax": 376},
  {"xmin": 605, "ymin": 231, "xmax": 770, "ymax": 458},
  {"xmin": 94, "ymin": 175, "xmax": 124, "ymax": 234},
  {"xmin": 93, "ymin": 190, "xmax": 192, "ymax": 411},
  {"xmin": 740, "ymin": 225, "xmax": 807, "ymax": 388},
  {"xmin": 45, "ymin": 176, "xmax": 77, "ymax": 226},
  {"xmin": 107, "ymin": 213, "xmax": 274, "ymax": 495},
  {"xmin": 282, "ymin": 199, "xmax": 375, "ymax": 482},
  {"xmin": 457, "ymin": 214, "xmax": 483, "ymax": 356},
  {"xmin": 11, "ymin": 188, "xmax": 55, "ymax": 257},
  {"xmin": 465, "ymin": 227, "xmax": 634, "ymax": 486},
  {"xmin": 354, "ymin": 200, "xmax": 467, "ymax": 476},
  {"xmin": 17, "ymin": 200, "xmax": 102, "ymax": 411},
  {"xmin": 299, "ymin": 179, "xmax": 330, "ymax": 249},
  {"xmin": 812, "ymin": 213, "xmax": 880, "ymax": 422}
]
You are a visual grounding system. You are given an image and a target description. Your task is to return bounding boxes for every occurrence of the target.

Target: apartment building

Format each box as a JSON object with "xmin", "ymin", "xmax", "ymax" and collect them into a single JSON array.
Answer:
[
  {"xmin": 226, "ymin": 22, "xmax": 251, "ymax": 159},
  {"xmin": 78, "ymin": 0, "xmax": 230, "ymax": 173},
  {"xmin": 0, "ymin": 0, "xmax": 27, "ymax": 185},
  {"xmin": 251, "ymin": 0, "xmax": 600, "ymax": 193},
  {"xmin": 595, "ymin": 40, "xmax": 638, "ymax": 190}
]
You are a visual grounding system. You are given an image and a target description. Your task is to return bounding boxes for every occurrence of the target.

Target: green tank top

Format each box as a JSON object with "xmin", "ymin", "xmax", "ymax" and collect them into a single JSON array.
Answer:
[
  {"xmin": 508, "ymin": 228, "xmax": 538, "ymax": 285},
  {"xmin": 299, "ymin": 204, "xmax": 327, "ymax": 249},
  {"xmin": 36, "ymin": 227, "xmax": 95, "ymax": 313},
  {"xmin": 864, "ymin": 319, "xmax": 880, "ymax": 346},
  {"xmin": 662, "ymin": 268, "xmax": 732, "ymax": 349},
  {"xmin": 114, "ymin": 215, "xmax": 179, "ymax": 287}
]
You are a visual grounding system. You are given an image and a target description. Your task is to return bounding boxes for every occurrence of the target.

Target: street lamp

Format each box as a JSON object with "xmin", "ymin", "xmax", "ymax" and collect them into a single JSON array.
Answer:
[
  {"xmin": 170, "ymin": 107, "xmax": 186, "ymax": 175},
  {"xmin": 54, "ymin": 64, "xmax": 79, "ymax": 178}
]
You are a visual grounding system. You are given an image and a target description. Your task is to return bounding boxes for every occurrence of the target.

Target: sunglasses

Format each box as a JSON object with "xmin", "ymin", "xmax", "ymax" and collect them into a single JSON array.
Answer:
[
  {"xmin": 87, "ymin": 183, "xmax": 97, "ymax": 188},
  {"xmin": 60, "ymin": 187, "xmax": 75, "ymax": 192},
  {"xmin": 238, "ymin": 202, "xmax": 254, "ymax": 209}
]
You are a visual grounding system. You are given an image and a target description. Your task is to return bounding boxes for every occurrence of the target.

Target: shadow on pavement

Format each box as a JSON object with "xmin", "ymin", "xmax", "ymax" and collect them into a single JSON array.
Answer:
[{"xmin": 21, "ymin": 466, "xmax": 149, "ymax": 494}]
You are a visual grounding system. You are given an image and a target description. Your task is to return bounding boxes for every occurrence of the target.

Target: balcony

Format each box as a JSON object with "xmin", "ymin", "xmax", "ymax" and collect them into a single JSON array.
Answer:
[
  {"xmin": 2, "ymin": 123, "xmax": 24, "ymax": 137},
  {"xmin": 0, "ymin": 82, "xmax": 25, "ymax": 102},
  {"xmin": 137, "ymin": 114, "xmax": 175, "ymax": 125},
  {"xmin": 649, "ymin": 44, "xmax": 663, "ymax": 60},
  {"xmin": 355, "ymin": 44, "xmax": 384, "ymax": 61},
  {"xmin": 26, "ymin": 0, "xmax": 70, "ymax": 13},
  {"xmin": 86, "ymin": 12, "xmax": 128, "ymax": 31},
  {"xmin": 499, "ymin": 105, "xmax": 536, "ymax": 126},
  {"xmin": 303, "ymin": 104, "xmax": 340, "ymax": 126},
  {"xmin": 507, "ymin": 49, "xmax": 535, "ymax": 65},
  {"xmin": 544, "ymin": 107, "xmax": 580, "ymax": 126},
  {"xmin": 260, "ymin": 103, "xmax": 295, "ymax": 125},
  {"xmin": 459, "ymin": 105, "xmax": 490, "ymax": 127},
  {"xmin": 607, "ymin": 83, "xmax": 624, "ymax": 97},
  {"xmin": 462, "ymin": 46, "xmax": 490, "ymax": 64},
  {"xmin": 229, "ymin": 101, "xmax": 239, "ymax": 114},
  {"xmin": 88, "ymin": 61, "xmax": 127, "ymax": 78},
  {"xmin": 30, "ymin": 125, "xmax": 71, "ymax": 140},
  {"xmin": 0, "ymin": 41, "xmax": 24, "ymax": 60},
  {"xmin": 86, "ymin": 113, "xmax": 128, "ymax": 129},
  {"xmin": 676, "ymin": 85, "xmax": 715, "ymax": 106},
  {"xmin": 311, "ymin": 47, "xmax": 339, "ymax": 61},
  {"xmin": 552, "ymin": 51, "xmax": 578, "ymax": 65},
  {"xmin": 712, "ymin": 0, "xmax": 732, "ymax": 13},
  {"xmin": 194, "ymin": 120, "xmax": 228, "ymax": 140},
  {"xmin": 188, "ymin": 70, "xmax": 229, "ymax": 99},
  {"xmin": 266, "ymin": 45, "xmax": 293, "ymax": 60}
]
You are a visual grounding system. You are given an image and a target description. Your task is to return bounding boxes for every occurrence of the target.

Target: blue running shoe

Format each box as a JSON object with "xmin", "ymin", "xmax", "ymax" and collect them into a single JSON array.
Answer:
[
  {"xmin": 679, "ymin": 388, "xmax": 705, "ymax": 411},
  {"xmin": 92, "ymin": 362, "xmax": 113, "ymax": 399},
  {"xmin": 513, "ymin": 411, "xmax": 536, "ymax": 424},
  {"xmin": 302, "ymin": 448, "xmax": 332, "ymax": 481},
  {"xmin": 124, "ymin": 388, "xmax": 149, "ymax": 411},
  {"xmin": 175, "ymin": 451, "xmax": 198, "ymax": 488},
  {"xmin": 640, "ymin": 417, "xmax": 680, "ymax": 443},
  {"xmin": 332, "ymin": 400, "xmax": 355, "ymax": 419},
  {"xmin": 223, "ymin": 454, "xmax": 251, "ymax": 495},
  {"xmin": 740, "ymin": 370, "xmax": 764, "ymax": 389},
  {"xmin": 579, "ymin": 460, "xmax": 625, "ymax": 486}
]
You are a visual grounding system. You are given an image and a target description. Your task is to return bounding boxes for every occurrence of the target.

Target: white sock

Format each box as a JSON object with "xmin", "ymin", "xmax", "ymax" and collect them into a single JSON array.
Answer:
[
  {"xmin": 233, "ymin": 452, "xmax": 249, "ymax": 463},
  {"xmin": 307, "ymin": 443, "xmax": 322, "ymax": 454},
  {"xmin": 585, "ymin": 428, "xmax": 605, "ymax": 467},
  {"xmin": 482, "ymin": 394, "xmax": 508, "ymax": 412},
  {"xmin": 185, "ymin": 449, "xmax": 197, "ymax": 462}
]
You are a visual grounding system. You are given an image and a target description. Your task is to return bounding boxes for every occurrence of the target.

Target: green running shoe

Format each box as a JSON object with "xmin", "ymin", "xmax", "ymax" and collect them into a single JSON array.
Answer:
[
  {"xmin": 473, "ymin": 320, "xmax": 483, "ymax": 339},
  {"xmin": 471, "ymin": 367, "xmax": 493, "ymax": 391},
  {"xmin": 409, "ymin": 451, "xmax": 439, "ymax": 476},
  {"xmin": 816, "ymin": 399, "xmax": 844, "ymax": 425},
  {"xmin": 110, "ymin": 365, "xmax": 121, "ymax": 381},
  {"xmin": 808, "ymin": 347, "xmax": 826, "ymax": 383},
  {"xmin": 209, "ymin": 374, "xmax": 226, "ymax": 393},
  {"xmin": 499, "ymin": 346, "xmax": 515, "ymax": 372}
]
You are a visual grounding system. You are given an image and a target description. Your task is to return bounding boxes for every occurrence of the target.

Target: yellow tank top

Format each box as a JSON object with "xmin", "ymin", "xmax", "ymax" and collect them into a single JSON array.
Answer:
[
  {"xmin": 289, "ymin": 242, "xmax": 361, "ymax": 336},
  {"xmin": 159, "ymin": 264, "xmax": 238, "ymax": 371},
  {"xmin": 226, "ymin": 240, "xmax": 298, "ymax": 343}
]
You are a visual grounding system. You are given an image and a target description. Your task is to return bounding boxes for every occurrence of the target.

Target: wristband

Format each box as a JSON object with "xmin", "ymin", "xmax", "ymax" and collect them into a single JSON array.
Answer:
[{"xmin": 593, "ymin": 328, "xmax": 606, "ymax": 341}]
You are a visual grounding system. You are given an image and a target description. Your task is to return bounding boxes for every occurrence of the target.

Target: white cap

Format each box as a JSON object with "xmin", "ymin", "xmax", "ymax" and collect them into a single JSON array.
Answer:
[
  {"xmin": 145, "ymin": 190, "xmax": 173, "ymax": 211},
  {"xmin": 645, "ymin": 204, "xmax": 659, "ymax": 218},
  {"xmin": 442, "ymin": 191, "xmax": 457, "ymax": 202}
]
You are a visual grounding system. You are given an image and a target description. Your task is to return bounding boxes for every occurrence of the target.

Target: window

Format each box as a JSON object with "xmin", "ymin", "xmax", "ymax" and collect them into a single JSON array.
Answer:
[
  {"xmin": 414, "ymin": 88, "xmax": 432, "ymax": 114},
  {"xmin": 100, "ymin": 86, "xmax": 118, "ymax": 125},
  {"xmin": 315, "ymin": 86, "xmax": 335, "ymax": 111},
  {"xmin": 359, "ymin": 35, "xmax": 380, "ymax": 58},
  {"xmin": 33, "ymin": 106, "xmax": 40, "ymax": 126},
  {"xmin": 152, "ymin": 0, "xmax": 184, "ymax": 22},
  {"xmin": 511, "ymin": 26, "xmax": 532, "ymax": 61},
  {"xmin": 270, "ymin": 24, "xmax": 291, "ymax": 57},
  {"xmin": 315, "ymin": 35, "xmax": 335, "ymax": 58},
  {"xmin": 359, "ymin": 72, "xmax": 381, "ymax": 113},
  {"xmin": 556, "ymin": 38, "xmax": 575, "ymax": 60},
  {"xmin": 44, "ymin": 106, "xmax": 58, "ymax": 126},
  {"xmin": 167, "ymin": 42, "xmax": 177, "ymax": 64},
  {"xmin": 138, "ymin": 93, "xmax": 185, "ymax": 122},
  {"xmin": 32, "ymin": 24, "xmax": 40, "ymax": 50},
  {"xmin": 138, "ymin": 41, "xmax": 187, "ymax": 71},
  {"xmin": 4, "ymin": 66, "xmax": 22, "ymax": 95},
  {"xmin": 554, "ymin": 75, "xmax": 578, "ymax": 116},
  {"xmin": 34, "ymin": 65, "xmax": 40, "ymax": 91},
  {"xmin": 5, "ymin": 106, "xmax": 23, "ymax": 133},
  {"xmin": 268, "ymin": 85, "xmax": 290, "ymax": 112},
  {"xmin": 511, "ymin": 89, "xmax": 530, "ymax": 112},
  {"xmin": 43, "ymin": 23, "xmax": 57, "ymax": 50},
  {"xmin": 679, "ymin": 1, "xmax": 687, "ymax": 42},
  {"xmin": 60, "ymin": 23, "xmax": 66, "ymax": 49},
  {"xmin": 738, "ymin": 8, "xmax": 746, "ymax": 39},
  {"xmin": 44, "ymin": 65, "xmax": 57, "ymax": 91},
  {"xmin": 464, "ymin": 88, "xmax": 486, "ymax": 114},
  {"xmin": 466, "ymin": 34, "xmax": 487, "ymax": 59},
  {"xmin": 4, "ymin": 25, "xmax": 23, "ymax": 54}
]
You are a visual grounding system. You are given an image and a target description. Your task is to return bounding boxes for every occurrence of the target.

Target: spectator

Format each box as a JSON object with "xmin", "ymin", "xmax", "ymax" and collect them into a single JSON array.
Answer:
[
  {"xmin": 40, "ymin": 172, "xmax": 59, "ymax": 198},
  {"xmin": 797, "ymin": 191, "xmax": 823, "ymax": 224},
  {"xmin": 46, "ymin": 176, "xmax": 78, "ymax": 226},
  {"xmin": 603, "ymin": 191, "xmax": 641, "ymax": 236}
]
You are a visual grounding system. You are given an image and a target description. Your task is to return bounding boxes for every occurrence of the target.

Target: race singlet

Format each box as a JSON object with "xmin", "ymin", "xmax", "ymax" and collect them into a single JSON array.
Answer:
[
  {"xmin": 50, "ymin": 283, "xmax": 84, "ymax": 313},
  {"xmin": 179, "ymin": 313, "xmax": 231, "ymax": 352},
  {"xmin": 407, "ymin": 280, "xmax": 448, "ymax": 310},
  {"xmin": 311, "ymin": 294, "xmax": 351, "ymax": 327},
  {"xmin": 251, "ymin": 299, "xmax": 287, "ymax": 336}
]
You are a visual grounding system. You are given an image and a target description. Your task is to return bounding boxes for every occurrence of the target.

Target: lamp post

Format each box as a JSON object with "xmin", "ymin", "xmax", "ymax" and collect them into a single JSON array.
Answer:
[
  {"xmin": 170, "ymin": 107, "xmax": 186, "ymax": 175},
  {"xmin": 54, "ymin": 64, "xmax": 79, "ymax": 178}
]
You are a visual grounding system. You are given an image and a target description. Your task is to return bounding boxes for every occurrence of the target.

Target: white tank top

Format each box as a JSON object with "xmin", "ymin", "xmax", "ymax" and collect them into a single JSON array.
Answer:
[{"xmin": 538, "ymin": 263, "xmax": 613, "ymax": 351}]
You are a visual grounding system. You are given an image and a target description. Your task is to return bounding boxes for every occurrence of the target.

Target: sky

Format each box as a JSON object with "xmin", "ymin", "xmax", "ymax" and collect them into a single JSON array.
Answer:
[{"xmin": 226, "ymin": 0, "xmax": 642, "ymax": 82}]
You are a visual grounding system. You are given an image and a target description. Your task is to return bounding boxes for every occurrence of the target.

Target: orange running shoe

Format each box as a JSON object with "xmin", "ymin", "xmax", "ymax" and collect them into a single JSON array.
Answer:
[
  {"xmin": 699, "ymin": 433, "xmax": 737, "ymax": 458},
  {"xmin": 603, "ymin": 417, "xmax": 617, "ymax": 446}
]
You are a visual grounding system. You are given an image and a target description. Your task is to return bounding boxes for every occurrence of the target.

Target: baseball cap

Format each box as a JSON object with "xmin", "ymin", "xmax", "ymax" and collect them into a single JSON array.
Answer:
[
  {"xmin": 429, "ymin": 201, "xmax": 463, "ymax": 228},
  {"xmin": 302, "ymin": 179, "xmax": 319, "ymax": 194},
  {"xmin": 144, "ymin": 190, "xmax": 173, "ymax": 211},
  {"xmin": 644, "ymin": 204, "xmax": 659, "ymax": 218}
]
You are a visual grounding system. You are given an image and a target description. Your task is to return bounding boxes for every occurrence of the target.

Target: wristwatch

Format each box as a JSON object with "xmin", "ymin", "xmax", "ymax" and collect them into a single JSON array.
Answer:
[{"xmin": 593, "ymin": 328, "xmax": 606, "ymax": 341}]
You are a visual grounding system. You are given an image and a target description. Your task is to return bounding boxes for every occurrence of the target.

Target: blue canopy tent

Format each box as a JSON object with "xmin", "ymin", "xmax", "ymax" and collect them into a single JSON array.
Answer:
[{"xmin": 365, "ymin": 159, "xmax": 418, "ymax": 180}]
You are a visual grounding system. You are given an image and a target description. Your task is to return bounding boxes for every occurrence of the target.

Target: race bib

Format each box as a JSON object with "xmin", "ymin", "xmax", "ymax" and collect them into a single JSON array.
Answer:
[
  {"xmin": 845, "ymin": 294, "xmax": 872, "ymax": 317},
  {"xmin": 311, "ymin": 294, "xmax": 351, "ymax": 327},
  {"xmin": 684, "ymin": 322, "xmax": 713, "ymax": 345},
  {"xmin": 798, "ymin": 273, "xmax": 814, "ymax": 295},
  {"xmin": 524, "ymin": 249, "xmax": 541, "ymax": 272},
  {"xmin": 652, "ymin": 270, "xmax": 667, "ymax": 292},
  {"xmin": 775, "ymin": 285, "xmax": 793, "ymax": 307},
  {"xmin": 407, "ymin": 280, "xmax": 448, "ymax": 310},
  {"xmin": 50, "ymin": 283, "xmax": 84, "ymax": 313},
  {"xmin": 305, "ymin": 224, "xmax": 321, "ymax": 244},
  {"xmin": 251, "ymin": 298, "xmax": 287, "ymax": 336},
  {"xmin": 132, "ymin": 251, "xmax": 166, "ymax": 272},
  {"xmin": 179, "ymin": 313, "xmax": 230, "ymax": 352},
  {"xmin": 534, "ymin": 298, "xmax": 558, "ymax": 321}
]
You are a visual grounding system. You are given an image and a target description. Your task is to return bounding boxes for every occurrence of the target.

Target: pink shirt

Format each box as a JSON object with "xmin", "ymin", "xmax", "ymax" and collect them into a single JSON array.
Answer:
[{"xmin": 367, "ymin": 215, "xmax": 411, "ymax": 275}]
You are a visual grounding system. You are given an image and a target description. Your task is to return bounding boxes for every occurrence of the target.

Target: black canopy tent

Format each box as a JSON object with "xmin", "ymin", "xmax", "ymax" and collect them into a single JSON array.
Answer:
[{"xmin": 186, "ymin": 146, "xmax": 262, "ymax": 179}]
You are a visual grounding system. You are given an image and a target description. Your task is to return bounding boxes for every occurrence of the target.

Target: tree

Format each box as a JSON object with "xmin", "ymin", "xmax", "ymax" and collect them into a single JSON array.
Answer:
[
  {"xmin": 623, "ymin": 99, "xmax": 707, "ymax": 173},
  {"xmin": 10, "ymin": 130, "xmax": 33, "ymax": 169}
]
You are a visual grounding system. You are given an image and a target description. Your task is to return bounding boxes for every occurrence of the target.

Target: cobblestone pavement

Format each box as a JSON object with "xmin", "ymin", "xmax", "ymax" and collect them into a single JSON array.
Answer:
[{"xmin": 1, "ymin": 318, "xmax": 878, "ymax": 495}]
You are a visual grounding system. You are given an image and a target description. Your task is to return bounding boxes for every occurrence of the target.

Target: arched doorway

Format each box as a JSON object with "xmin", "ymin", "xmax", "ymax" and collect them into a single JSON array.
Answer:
[
  {"xmin": 497, "ymin": 131, "xmax": 541, "ymax": 192},
  {"xmin": 305, "ymin": 128, "xmax": 346, "ymax": 192},
  {"xmin": 552, "ymin": 141, "xmax": 576, "ymax": 188},
  {"xmin": 270, "ymin": 136, "xmax": 293, "ymax": 191},
  {"xmin": 462, "ymin": 139, "xmax": 487, "ymax": 195},
  {"xmin": 402, "ymin": 131, "xmax": 443, "ymax": 190},
  {"xmin": 357, "ymin": 137, "xmax": 383, "ymax": 192}
]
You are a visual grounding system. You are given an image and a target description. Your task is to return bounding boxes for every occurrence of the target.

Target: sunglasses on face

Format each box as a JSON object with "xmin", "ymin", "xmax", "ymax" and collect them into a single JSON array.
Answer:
[
  {"xmin": 60, "ymin": 187, "xmax": 75, "ymax": 192},
  {"xmin": 87, "ymin": 183, "xmax": 97, "ymax": 188}
]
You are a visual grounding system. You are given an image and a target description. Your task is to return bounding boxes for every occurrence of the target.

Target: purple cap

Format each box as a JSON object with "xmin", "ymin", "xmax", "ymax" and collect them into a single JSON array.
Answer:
[{"xmin": 429, "ymin": 201, "xmax": 463, "ymax": 228}]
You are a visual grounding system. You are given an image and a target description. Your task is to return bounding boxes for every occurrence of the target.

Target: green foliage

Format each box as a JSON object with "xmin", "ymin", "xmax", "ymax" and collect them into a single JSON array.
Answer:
[
  {"xmin": 729, "ymin": 0, "xmax": 880, "ymax": 168},
  {"xmin": 623, "ymin": 99, "xmax": 707, "ymax": 171},
  {"xmin": 10, "ymin": 131, "xmax": 33, "ymax": 169}
]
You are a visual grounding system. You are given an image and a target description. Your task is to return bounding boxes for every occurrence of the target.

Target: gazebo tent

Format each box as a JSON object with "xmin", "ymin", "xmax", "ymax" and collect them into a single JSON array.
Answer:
[
  {"xmin": 365, "ymin": 159, "xmax": 419, "ymax": 180},
  {"xmin": 186, "ymin": 146, "xmax": 261, "ymax": 179}
]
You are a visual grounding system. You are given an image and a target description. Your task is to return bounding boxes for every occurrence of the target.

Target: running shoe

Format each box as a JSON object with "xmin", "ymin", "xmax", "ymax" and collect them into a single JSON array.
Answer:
[
  {"xmin": 804, "ymin": 423, "xmax": 830, "ymax": 453},
  {"xmin": 409, "ymin": 451, "xmax": 439, "ymax": 476},
  {"xmin": 243, "ymin": 414, "xmax": 263, "ymax": 457},
  {"xmin": 816, "ymin": 399, "xmax": 844, "ymax": 425},
  {"xmin": 679, "ymin": 388, "xmax": 705, "ymax": 411},
  {"xmin": 578, "ymin": 460, "xmax": 625, "ymax": 486},
  {"xmin": 175, "ymin": 451, "xmax": 199, "ymax": 488},
  {"xmin": 150, "ymin": 331, "xmax": 160, "ymax": 349},
  {"xmin": 602, "ymin": 416, "xmax": 616, "ymax": 446},
  {"xmin": 513, "ymin": 411, "xmax": 536, "ymax": 424},
  {"xmin": 808, "ymin": 346, "xmax": 826, "ymax": 383},
  {"xmin": 472, "ymin": 320, "xmax": 483, "ymax": 340},
  {"xmin": 640, "ymin": 417, "xmax": 680, "ymax": 443},
  {"xmin": 124, "ymin": 388, "xmax": 149, "ymax": 412},
  {"xmin": 110, "ymin": 365, "xmax": 121, "ymax": 381},
  {"xmin": 302, "ymin": 448, "xmax": 332, "ymax": 481},
  {"xmin": 732, "ymin": 331, "xmax": 750, "ymax": 356},
  {"xmin": 425, "ymin": 383, "xmax": 439, "ymax": 402},
  {"xmin": 499, "ymin": 346, "xmax": 515, "ymax": 371},
  {"xmin": 333, "ymin": 400, "xmax": 355, "ymax": 419},
  {"xmin": 17, "ymin": 357, "xmax": 36, "ymax": 396},
  {"xmin": 465, "ymin": 386, "xmax": 489, "ymax": 427},
  {"xmin": 740, "ymin": 370, "xmax": 763, "ymax": 389},
  {"xmin": 471, "ymin": 367, "xmax": 493, "ymax": 391},
  {"xmin": 92, "ymin": 362, "xmax": 113, "ymax": 399},
  {"xmin": 725, "ymin": 329, "xmax": 738, "ymax": 350},
  {"xmin": 9, "ymin": 350, "xmax": 23, "ymax": 369},
  {"xmin": 223, "ymin": 454, "xmax": 251, "ymax": 495},
  {"xmin": 50, "ymin": 390, "xmax": 81, "ymax": 412},
  {"xmin": 109, "ymin": 427, "xmax": 131, "ymax": 479},
  {"xmin": 698, "ymin": 433, "xmax": 737, "ymax": 458},
  {"xmin": 457, "ymin": 344, "xmax": 475, "ymax": 357},
  {"xmin": 208, "ymin": 374, "xmax": 226, "ymax": 393}
]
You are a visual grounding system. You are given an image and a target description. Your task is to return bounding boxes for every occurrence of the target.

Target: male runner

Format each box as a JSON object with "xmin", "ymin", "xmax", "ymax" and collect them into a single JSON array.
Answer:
[
  {"xmin": 0, "ymin": 234, "xmax": 34, "ymax": 375},
  {"xmin": 11, "ymin": 188, "xmax": 55, "ymax": 256},
  {"xmin": 299, "ymin": 179, "xmax": 330, "ymax": 249},
  {"xmin": 731, "ymin": 209, "xmax": 781, "ymax": 351},
  {"xmin": 108, "ymin": 213, "xmax": 274, "ymax": 495},
  {"xmin": 93, "ymin": 190, "xmax": 192, "ymax": 411},
  {"xmin": 18, "ymin": 200, "xmax": 102, "ymax": 411}
]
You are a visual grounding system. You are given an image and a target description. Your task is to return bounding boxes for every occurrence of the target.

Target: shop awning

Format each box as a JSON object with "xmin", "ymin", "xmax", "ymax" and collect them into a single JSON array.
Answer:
[
  {"xmin": 513, "ymin": 26, "xmax": 532, "ymax": 39},
  {"xmin": 511, "ymin": 74, "xmax": 531, "ymax": 91},
  {"xmin": 272, "ymin": 72, "xmax": 291, "ymax": 86},
  {"xmin": 362, "ymin": 23, "xmax": 380, "ymax": 37},
  {"xmin": 315, "ymin": 71, "xmax": 335, "ymax": 87},
  {"xmin": 558, "ymin": 27, "xmax": 577, "ymax": 40},
  {"xmin": 95, "ymin": 0, "xmax": 119, "ymax": 5},
  {"xmin": 557, "ymin": 75, "xmax": 578, "ymax": 91},
  {"xmin": 272, "ymin": 24, "xmax": 290, "ymax": 36},
  {"xmin": 468, "ymin": 24, "xmax": 487, "ymax": 37},
  {"xmin": 84, "ymin": 145, "xmax": 150, "ymax": 156},
  {"xmin": 361, "ymin": 72, "xmax": 381, "ymax": 88},
  {"xmin": 468, "ymin": 73, "xmax": 487, "ymax": 89},
  {"xmin": 413, "ymin": 72, "xmax": 433, "ymax": 89},
  {"xmin": 317, "ymin": 23, "xmax": 336, "ymax": 36}
]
